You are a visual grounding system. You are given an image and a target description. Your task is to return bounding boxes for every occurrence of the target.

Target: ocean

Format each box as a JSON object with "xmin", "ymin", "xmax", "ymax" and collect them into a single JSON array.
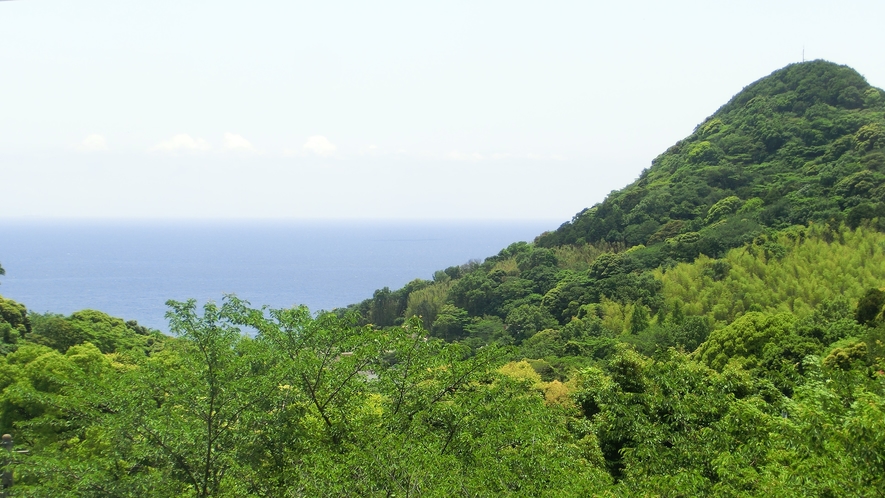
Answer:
[{"xmin": 0, "ymin": 219, "xmax": 558, "ymax": 332}]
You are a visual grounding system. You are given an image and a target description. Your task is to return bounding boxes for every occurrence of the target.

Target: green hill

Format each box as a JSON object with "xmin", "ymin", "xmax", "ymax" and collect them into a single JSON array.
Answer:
[
  {"xmin": 348, "ymin": 61, "xmax": 885, "ymax": 354},
  {"xmin": 538, "ymin": 60, "xmax": 885, "ymax": 250},
  {"xmin": 3, "ymin": 60, "xmax": 885, "ymax": 496}
]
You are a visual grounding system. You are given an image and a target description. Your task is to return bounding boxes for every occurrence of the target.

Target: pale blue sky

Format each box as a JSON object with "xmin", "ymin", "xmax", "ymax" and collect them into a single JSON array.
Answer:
[{"xmin": 1, "ymin": 0, "xmax": 883, "ymax": 219}]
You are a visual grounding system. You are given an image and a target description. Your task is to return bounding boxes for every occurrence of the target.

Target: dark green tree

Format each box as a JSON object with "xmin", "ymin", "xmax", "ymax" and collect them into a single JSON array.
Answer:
[
  {"xmin": 431, "ymin": 304, "xmax": 470, "ymax": 341},
  {"xmin": 629, "ymin": 302, "xmax": 650, "ymax": 334},
  {"xmin": 855, "ymin": 288, "xmax": 885, "ymax": 325}
]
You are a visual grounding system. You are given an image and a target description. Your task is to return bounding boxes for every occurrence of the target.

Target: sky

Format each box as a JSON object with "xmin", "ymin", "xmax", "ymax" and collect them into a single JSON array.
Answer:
[{"xmin": 1, "ymin": 0, "xmax": 884, "ymax": 221}]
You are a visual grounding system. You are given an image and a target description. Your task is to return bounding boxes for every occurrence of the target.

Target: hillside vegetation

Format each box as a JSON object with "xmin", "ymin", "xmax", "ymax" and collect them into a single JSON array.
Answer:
[
  {"xmin": 1, "ymin": 60, "xmax": 885, "ymax": 495},
  {"xmin": 348, "ymin": 61, "xmax": 885, "ymax": 354},
  {"xmin": 540, "ymin": 59, "xmax": 885, "ymax": 248}
]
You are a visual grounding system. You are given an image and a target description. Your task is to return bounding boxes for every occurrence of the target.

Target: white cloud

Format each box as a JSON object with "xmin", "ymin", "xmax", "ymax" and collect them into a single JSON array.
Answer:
[
  {"xmin": 79, "ymin": 134, "xmax": 108, "ymax": 151},
  {"xmin": 302, "ymin": 135, "xmax": 336, "ymax": 157},
  {"xmin": 223, "ymin": 132, "xmax": 254, "ymax": 151},
  {"xmin": 152, "ymin": 134, "xmax": 211, "ymax": 152}
]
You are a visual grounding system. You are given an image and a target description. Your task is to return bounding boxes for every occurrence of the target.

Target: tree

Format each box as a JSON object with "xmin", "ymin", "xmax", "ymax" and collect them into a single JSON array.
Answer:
[
  {"xmin": 29, "ymin": 315, "xmax": 84, "ymax": 353},
  {"xmin": 112, "ymin": 298, "xmax": 274, "ymax": 497},
  {"xmin": 704, "ymin": 195, "xmax": 743, "ymax": 224},
  {"xmin": 0, "ymin": 342, "xmax": 169, "ymax": 496},
  {"xmin": 694, "ymin": 312, "xmax": 796, "ymax": 370},
  {"xmin": 238, "ymin": 305, "xmax": 607, "ymax": 495},
  {"xmin": 431, "ymin": 304, "xmax": 469, "ymax": 341},
  {"xmin": 505, "ymin": 304, "xmax": 556, "ymax": 343},
  {"xmin": 855, "ymin": 288, "xmax": 885, "ymax": 326},
  {"xmin": 404, "ymin": 281, "xmax": 450, "ymax": 328},
  {"xmin": 0, "ymin": 296, "xmax": 29, "ymax": 353},
  {"xmin": 629, "ymin": 302, "xmax": 649, "ymax": 334}
]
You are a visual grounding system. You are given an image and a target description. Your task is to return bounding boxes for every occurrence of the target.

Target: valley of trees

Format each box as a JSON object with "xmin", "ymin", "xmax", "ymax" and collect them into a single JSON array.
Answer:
[{"xmin": 1, "ymin": 60, "xmax": 885, "ymax": 496}]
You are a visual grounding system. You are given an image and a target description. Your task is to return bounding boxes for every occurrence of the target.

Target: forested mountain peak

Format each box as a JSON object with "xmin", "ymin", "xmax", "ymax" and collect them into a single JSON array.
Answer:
[
  {"xmin": 713, "ymin": 60, "xmax": 874, "ymax": 118},
  {"xmin": 537, "ymin": 60, "xmax": 885, "ymax": 251}
]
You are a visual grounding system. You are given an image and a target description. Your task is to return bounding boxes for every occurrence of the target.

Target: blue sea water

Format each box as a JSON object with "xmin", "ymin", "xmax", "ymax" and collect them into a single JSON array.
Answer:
[{"xmin": 0, "ymin": 220, "xmax": 558, "ymax": 332}]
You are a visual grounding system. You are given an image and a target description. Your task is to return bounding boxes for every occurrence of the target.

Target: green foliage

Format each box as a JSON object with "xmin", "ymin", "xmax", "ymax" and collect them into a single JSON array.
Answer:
[
  {"xmin": 28, "ymin": 313, "xmax": 87, "ymax": 353},
  {"xmin": 27, "ymin": 309, "xmax": 165, "ymax": 356},
  {"xmin": 404, "ymin": 279, "xmax": 451, "ymax": 328},
  {"xmin": 855, "ymin": 122, "xmax": 885, "ymax": 152},
  {"xmin": 673, "ymin": 315, "xmax": 712, "ymax": 352},
  {"xmin": 705, "ymin": 195, "xmax": 743, "ymax": 223},
  {"xmin": 694, "ymin": 312, "xmax": 796, "ymax": 371},
  {"xmin": 629, "ymin": 302, "xmax": 649, "ymax": 334},
  {"xmin": 659, "ymin": 225, "xmax": 885, "ymax": 324},
  {"xmin": 3, "ymin": 299, "xmax": 614, "ymax": 495},
  {"xmin": 8, "ymin": 61, "xmax": 885, "ymax": 495},
  {"xmin": 463, "ymin": 315, "xmax": 507, "ymax": 349},
  {"xmin": 345, "ymin": 60, "xmax": 885, "ymax": 367},
  {"xmin": 855, "ymin": 287, "xmax": 885, "ymax": 325},
  {"xmin": 519, "ymin": 328, "xmax": 565, "ymax": 360},
  {"xmin": 537, "ymin": 61, "xmax": 885, "ymax": 250},
  {"xmin": 431, "ymin": 303, "xmax": 470, "ymax": 341},
  {"xmin": 570, "ymin": 346, "xmax": 885, "ymax": 495},
  {"xmin": 0, "ymin": 295, "xmax": 29, "ymax": 338},
  {"xmin": 505, "ymin": 304, "xmax": 557, "ymax": 343},
  {"xmin": 823, "ymin": 340, "xmax": 868, "ymax": 370}
]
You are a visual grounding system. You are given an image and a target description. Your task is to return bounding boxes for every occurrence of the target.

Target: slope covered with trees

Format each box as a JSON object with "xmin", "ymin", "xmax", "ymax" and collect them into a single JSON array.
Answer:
[
  {"xmin": 539, "ymin": 60, "xmax": 885, "ymax": 249},
  {"xmin": 1, "ymin": 60, "xmax": 885, "ymax": 495},
  {"xmin": 348, "ymin": 60, "xmax": 885, "ymax": 355}
]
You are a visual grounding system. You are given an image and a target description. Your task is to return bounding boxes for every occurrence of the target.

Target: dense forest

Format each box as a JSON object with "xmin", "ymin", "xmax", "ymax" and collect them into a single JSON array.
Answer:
[{"xmin": 1, "ymin": 60, "xmax": 885, "ymax": 496}]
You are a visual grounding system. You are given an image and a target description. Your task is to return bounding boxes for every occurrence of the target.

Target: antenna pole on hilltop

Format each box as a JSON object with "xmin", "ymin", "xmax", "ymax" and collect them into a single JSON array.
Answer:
[{"xmin": 802, "ymin": 46, "xmax": 805, "ymax": 62}]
